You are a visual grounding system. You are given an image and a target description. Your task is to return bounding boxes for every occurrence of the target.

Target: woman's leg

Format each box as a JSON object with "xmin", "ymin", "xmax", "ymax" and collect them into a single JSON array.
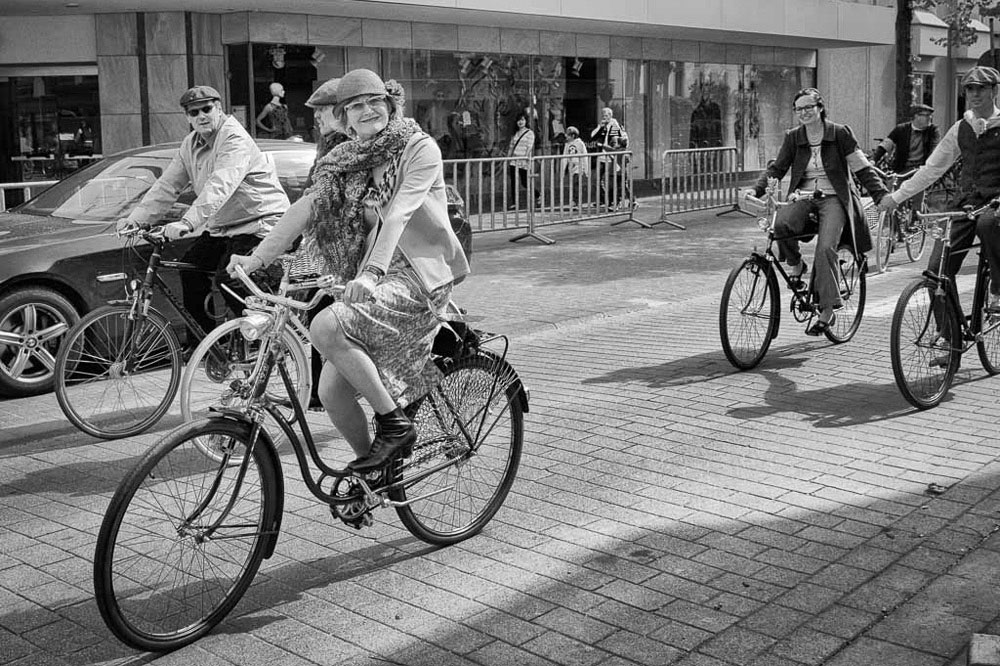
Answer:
[
  {"xmin": 315, "ymin": 361, "xmax": 370, "ymax": 457},
  {"xmin": 310, "ymin": 309, "xmax": 396, "ymax": 414},
  {"xmin": 812, "ymin": 196, "xmax": 848, "ymax": 318},
  {"xmin": 773, "ymin": 199, "xmax": 813, "ymax": 271}
]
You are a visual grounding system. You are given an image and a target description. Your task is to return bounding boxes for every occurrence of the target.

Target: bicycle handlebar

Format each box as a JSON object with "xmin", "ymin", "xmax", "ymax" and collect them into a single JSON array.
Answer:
[
  {"xmin": 233, "ymin": 264, "xmax": 343, "ymax": 311},
  {"xmin": 915, "ymin": 199, "xmax": 1000, "ymax": 223}
]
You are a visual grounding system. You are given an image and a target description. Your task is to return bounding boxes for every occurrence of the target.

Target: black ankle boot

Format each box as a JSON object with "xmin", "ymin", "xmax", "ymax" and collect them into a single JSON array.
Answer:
[{"xmin": 348, "ymin": 407, "xmax": 416, "ymax": 471}]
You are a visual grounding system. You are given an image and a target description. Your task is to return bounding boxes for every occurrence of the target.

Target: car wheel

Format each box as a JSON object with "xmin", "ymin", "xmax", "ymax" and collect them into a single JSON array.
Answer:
[{"xmin": 0, "ymin": 287, "xmax": 80, "ymax": 398}]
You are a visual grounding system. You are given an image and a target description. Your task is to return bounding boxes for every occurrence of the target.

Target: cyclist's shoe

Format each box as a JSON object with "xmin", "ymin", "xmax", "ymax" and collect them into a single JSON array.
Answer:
[
  {"xmin": 788, "ymin": 261, "xmax": 807, "ymax": 289},
  {"xmin": 349, "ymin": 407, "xmax": 416, "ymax": 471},
  {"xmin": 928, "ymin": 334, "xmax": 954, "ymax": 368}
]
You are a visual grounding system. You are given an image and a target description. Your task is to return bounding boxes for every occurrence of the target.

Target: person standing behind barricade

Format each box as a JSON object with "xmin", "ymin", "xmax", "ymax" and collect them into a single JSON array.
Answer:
[
  {"xmin": 562, "ymin": 126, "xmax": 590, "ymax": 210},
  {"xmin": 507, "ymin": 112, "xmax": 535, "ymax": 210},
  {"xmin": 749, "ymin": 87, "xmax": 888, "ymax": 336},
  {"xmin": 590, "ymin": 107, "xmax": 628, "ymax": 208}
]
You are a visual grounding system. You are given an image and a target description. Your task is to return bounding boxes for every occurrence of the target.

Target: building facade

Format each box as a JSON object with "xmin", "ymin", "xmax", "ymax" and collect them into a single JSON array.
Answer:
[{"xmin": 2, "ymin": 0, "xmax": 904, "ymax": 196}]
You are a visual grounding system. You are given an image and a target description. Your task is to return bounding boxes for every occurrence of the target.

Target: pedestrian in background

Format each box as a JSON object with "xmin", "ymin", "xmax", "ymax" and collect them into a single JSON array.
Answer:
[
  {"xmin": 507, "ymin": 112, "xmax": 535, "ymax": 210},
  {"xmin": 562, "ymin": 126, "xmax": 590, "ymax": 209},
  {"xmin": 590, "ymin": 107, "xmax": 627, "ymax": 208}
]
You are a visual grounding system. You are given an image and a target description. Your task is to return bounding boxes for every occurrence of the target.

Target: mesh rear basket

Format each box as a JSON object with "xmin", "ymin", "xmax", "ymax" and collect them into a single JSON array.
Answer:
[{"xmin": 863, "ymin": 198, "xmax": 880, "ymax": 232}]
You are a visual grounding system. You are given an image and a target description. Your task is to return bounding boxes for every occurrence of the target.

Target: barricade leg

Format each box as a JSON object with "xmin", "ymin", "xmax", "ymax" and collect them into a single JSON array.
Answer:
[{"xmin": 510, "ymin": 206, "xmax": 555, "ymax": 244}]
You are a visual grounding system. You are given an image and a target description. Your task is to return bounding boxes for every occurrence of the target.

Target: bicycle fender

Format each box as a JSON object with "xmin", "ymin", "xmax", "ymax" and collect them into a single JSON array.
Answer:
[
  {"xmin": 204, "ymin": 409, "xmax": 286, "ymax": 559},
  {"xmin": 476, "ymin": 351, "xmax": 529, "ymax": 414}
]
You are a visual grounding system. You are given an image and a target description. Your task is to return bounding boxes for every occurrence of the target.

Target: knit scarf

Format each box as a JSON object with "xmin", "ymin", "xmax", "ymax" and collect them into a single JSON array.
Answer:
[{"xmin": 304, "ymin": 117, "xmax": 421, "ymax": 281}]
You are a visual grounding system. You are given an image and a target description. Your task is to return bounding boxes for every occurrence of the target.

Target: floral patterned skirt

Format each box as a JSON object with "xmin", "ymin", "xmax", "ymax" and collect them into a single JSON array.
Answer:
[{"xmin": 327, "ymin": 253, "xmax": 452, "ymax": 407}]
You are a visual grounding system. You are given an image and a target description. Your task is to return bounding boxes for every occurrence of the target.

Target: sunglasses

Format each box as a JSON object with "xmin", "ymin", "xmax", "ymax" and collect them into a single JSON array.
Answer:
[{"xmin": 186, "ymin": 104, "xmax": 216, "ymax": 118}]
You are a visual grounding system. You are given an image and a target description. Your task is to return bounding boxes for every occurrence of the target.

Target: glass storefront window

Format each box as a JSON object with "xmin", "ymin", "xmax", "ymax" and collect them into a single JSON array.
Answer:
[{"xmin": 1, "ymin": 74, "xmax": 100, "ymax": 192}]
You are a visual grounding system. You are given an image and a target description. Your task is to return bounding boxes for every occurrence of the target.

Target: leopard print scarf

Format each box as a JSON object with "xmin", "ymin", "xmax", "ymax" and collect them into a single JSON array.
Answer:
[{"xmin": 303, "ymin": 117, "xmax": 421, "ymax": 282}]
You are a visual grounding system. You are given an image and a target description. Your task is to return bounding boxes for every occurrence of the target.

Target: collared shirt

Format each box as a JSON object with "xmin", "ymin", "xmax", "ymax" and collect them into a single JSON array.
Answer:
[
  {"xmin": 129, "ymin": 115, "xmax": 289, "ymax": 237},
  {"xmin": 893, "ymin": 107, "xmax": 1000, "ymax": 204}
]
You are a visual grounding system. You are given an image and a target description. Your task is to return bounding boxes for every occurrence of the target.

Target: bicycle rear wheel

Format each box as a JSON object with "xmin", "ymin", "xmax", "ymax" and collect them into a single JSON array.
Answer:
[
  {"xmin": 55, "ymin": 305, "xmax": 182, "ymax": 439},
  {"xmin": 180, "ymin": 318, "xmax": 311, "ymax": 424},
  {"xmin": 973, "ymin": 262, "xmax": 1000, "ymax": 374},
  {"xmin": 719, "ymin": 257, "xmax": 779, "ymax": 370},
  {"xmin": 825, "ymin": 249, "xmax": 866, "ymax": 344},
  {"xmin": 392, "ymin": 352, "xmax": 523, "ymax": 546},
  {"xmin": 94, "ymin": 417, "xmax": 278, "ymax": 652},
  {"xmin": 890, "ymin": 279, "xmax": 961, "ymax": 409},
  {"xmin": 872, "ymin": 210, "xmax": 892, "ymax": 273}
]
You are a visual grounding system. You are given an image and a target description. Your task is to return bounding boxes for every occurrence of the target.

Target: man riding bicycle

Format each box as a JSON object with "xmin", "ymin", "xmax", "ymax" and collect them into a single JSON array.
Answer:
[
  {"xmin": 119, "ymin": 85, "xmax": 288, "ymax": 346},
  {"xmin": 878, "ymin": 66, "xmax": 1000, "ymax": 310}
]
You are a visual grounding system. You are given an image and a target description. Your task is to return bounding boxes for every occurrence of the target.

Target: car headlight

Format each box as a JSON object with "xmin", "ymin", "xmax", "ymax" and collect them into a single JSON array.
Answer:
[{"xmin": 239, "ymin": 312, "xmax": 272, "ymax": 341}]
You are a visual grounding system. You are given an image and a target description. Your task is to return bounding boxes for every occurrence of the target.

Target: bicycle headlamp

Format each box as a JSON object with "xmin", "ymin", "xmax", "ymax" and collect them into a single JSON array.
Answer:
[{"xmin": 239, "ymin": 311, "xmax": 271, "ymax": 341}]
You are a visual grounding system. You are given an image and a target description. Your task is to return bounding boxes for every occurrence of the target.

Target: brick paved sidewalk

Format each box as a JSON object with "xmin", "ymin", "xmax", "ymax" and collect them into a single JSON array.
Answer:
[{"xmin": 3, "ymin": 203, "xmax": 1000, "ymax": 666}]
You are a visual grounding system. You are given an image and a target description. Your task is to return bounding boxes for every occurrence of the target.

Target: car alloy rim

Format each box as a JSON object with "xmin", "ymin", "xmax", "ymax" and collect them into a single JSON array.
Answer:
[{"xmin": 0, "ymin": 302, "xmax": 71, "ymax": 386}]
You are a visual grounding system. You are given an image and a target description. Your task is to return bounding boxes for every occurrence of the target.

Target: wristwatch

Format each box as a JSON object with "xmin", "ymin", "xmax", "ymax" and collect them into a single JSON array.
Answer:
[{"xmin": 363, "ymin": 265, "xmax": 385, "ymax": 280}]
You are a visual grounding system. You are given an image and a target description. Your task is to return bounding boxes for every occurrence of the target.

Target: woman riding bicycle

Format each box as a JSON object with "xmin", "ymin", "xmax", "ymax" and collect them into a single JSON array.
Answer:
[
  {"xmin": 749, "ymin": 87, "xmax": 887, "ymax": 336},
  {"xmin": 227, "ymin": 68, "xmax": 470, "ymax": 472}
]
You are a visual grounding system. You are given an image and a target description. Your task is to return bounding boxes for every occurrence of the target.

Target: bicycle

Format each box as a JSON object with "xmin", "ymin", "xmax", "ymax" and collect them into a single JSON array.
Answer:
[
  {"xmin": 889, "ymin": 200, "xmax": 1000, "ymax": 409},
  {"xmin": 93, "ymin": 265, "xmax": 528, "ymax": 652},
  {"xmin": 720, "ymin": 179, "xmax": 867, "ymax": 370},
  {"xmin": 54, "ymin": 227, "xmax": 311, "ymax": 439},
  {"xmin": 869, "ymin": 166, "xmax": 928, "ymax": 273}
]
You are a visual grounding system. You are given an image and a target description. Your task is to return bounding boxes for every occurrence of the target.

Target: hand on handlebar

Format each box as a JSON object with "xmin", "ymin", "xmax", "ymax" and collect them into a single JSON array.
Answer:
[
  {"xmin": 343, "ymin": 272, "xmax": 377, "ymax": 306},
  {"xmin": 226, "ymin": 254, "xmax": 264, "ymax": 279},
  {"xmin": 163, "ymin": 221, "xmax": 193, "ymax": 241},
  {"xmin": 877, "ymin": 195, "xmax": 899, "ymax": 214}
]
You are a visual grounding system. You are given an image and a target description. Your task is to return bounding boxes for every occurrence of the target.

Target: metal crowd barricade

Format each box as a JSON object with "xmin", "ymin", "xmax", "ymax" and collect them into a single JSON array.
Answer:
[
  {"xmin": 443, "ymin": 150, "xmax": 639, "ymax": 245},
  {"xmin": 659, "ymin": 147, "xmax": 746, "ymax": 229},
  {"xmin": 0, "ymin": 180, "xmax": 58, "ymax": 212}
]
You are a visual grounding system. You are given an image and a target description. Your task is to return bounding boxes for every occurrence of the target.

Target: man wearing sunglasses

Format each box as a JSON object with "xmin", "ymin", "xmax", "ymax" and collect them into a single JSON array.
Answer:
[
  {"xmin": 879, "ymin": 66, "xmax": 1000, "ymax": 310},
  {"xmin": 120, "ymin": 85, "xmax": 289, "ymax": 346}
]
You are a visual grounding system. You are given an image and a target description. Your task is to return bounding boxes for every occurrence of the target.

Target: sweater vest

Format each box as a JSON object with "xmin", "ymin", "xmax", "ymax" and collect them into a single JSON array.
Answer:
[{"xmin": 958, "ymin": 122, "xmax": 1000, "ymax": 200}]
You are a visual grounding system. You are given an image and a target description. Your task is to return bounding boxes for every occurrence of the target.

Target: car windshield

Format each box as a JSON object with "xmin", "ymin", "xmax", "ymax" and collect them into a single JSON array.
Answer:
[{"xmin": 17, "ymin": 153, "xmax": 175, "ymax": 222}]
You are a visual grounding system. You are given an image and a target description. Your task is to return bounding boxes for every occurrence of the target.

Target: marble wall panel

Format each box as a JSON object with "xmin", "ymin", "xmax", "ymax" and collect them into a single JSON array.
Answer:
[
  {"xmin": 610, "ymin": 35, "xmax": 641, "ymax": 60},
  {"xmin": 146, "ymin": 55, "xmax": 189, "ymax": 113},
  {"xmin": 700, "ymin": 43, "xmax": 725, "ymax": 64},
  {"xmin": 458, "ymin": 25, "xmax": 500, "ymax": 53},
  {"xmin": 98, "ymin": 56, "xmax": 141, "ymax": 115},
  {"xmin": 642, "ymin": 39, "xmax": 672, "ymax": 62},
  {"xmin": 672, "ymin": 41, "xmax": 699, "ymax": 63},
  {"xmin": 146, "ymin": 12, "xmax": 185, "ymax": 55},
  {"xmin": 192, "ymin": 55, "xmax": 226, "ymax": 96},
  {"xmin": 751, "ymin": 46, "xmax": 775, "ymax": 66},
  {"xmin": 221, "ymin": 12, "xmax": 249, "ymax": 44},
  {"xmin": 576, "ymin": 34, "xmax": 610, "ymax": 59},
  {"xmin": 362, "ymin": 20, "xmax": 411, "ymax": 48},
  {"xmin": 725, "ymin": 44, "xmax": 752, "ymax": 65},
  {"xmin": 308, "ymin": 16, "xmax": 362, "ymax": 46},
  {"xmin": 96, "ymin": 14, "xmax": 137, "ymax": 56},
  {"xmin": 773, "ymin": 48, "xmax": 816, "ymax": 68},
  {"xmin": 191, "ymin": 14, "xmax": 223, "ymax": 55},
  {"xmin": 149, "ymin": 112, "xmax": 189, "ymax": 145},
  {"xmin": 500, "ymin": 29, "xmax": 539, "ymax": 55},
  {"xmin": 248, "ymin": 13, "xmax": 308, "ymax": 44},
  {"xmin": 540, "ymin": 31, "xmax": 574, "ymax": 57},
  {"xmin": 412, "ymin": 23, "xmax": 458, "ymax": 51},
  {"xmin": 100, "ymin": 114, "xmax": 143, "ymax": 155}
]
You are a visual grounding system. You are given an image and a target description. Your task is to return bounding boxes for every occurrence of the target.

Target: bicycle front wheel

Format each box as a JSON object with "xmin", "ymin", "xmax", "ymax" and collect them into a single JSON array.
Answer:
[
  {"xmin": 890, "ymin": 279, "xmax": 961, "ymax": 409},
  {"xmin": 872, "ymin": 210, "xmax": 892, "ymax": 273},
  {"xmin": 973, "ymin": 262, "xmax": 1000, "ymax": 374},
  {"xmin": 94, "ymin": 417, "xmax": 279, "ymax": 652},
  {"xmin": 900, "ymin": 207, "xmax": 927, "ymax": 262},
  {"xmin": 719, "ymin": 257, "xmax": 779, "ymax": 370},
  {"xmin": 826, "ymin": 249, "xmax": 866, "ymax": 344},
  {"xmin": 180, "ymin": 318, "xmax": 311, "ymax": 424},
  {"xmin": 55, "ymin": 305, "xmax": 182, "ymax": 439},
  {"xmin": 392, "ymin": 352, "xmax": 523, "ymax": 546}
]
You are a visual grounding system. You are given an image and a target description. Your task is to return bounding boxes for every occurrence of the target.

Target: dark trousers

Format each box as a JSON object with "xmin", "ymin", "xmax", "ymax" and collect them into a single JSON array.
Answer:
[
  {"xmin": 774, "ymin": 196, "xmax": 848, "ymax": 310},
  {"xmin": 179, "ymin": 232, "xmax": 264, "ymax": 344},
  {"xmin": 508, "ymin": 165, "xmax": 532, "ymax": 207},
  {"xmin": 926, "ymin": 208, "xmax": 1000, "ymax": 296}
]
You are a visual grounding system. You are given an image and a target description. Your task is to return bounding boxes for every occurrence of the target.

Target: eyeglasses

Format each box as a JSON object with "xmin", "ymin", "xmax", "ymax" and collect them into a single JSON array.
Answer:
[
  {"xmin": 794, "ymin": 104, "xmax": 818, "ymax": 114},
  {"xmin": 965, "ymin": 84, "xmax": 993, "ymax": 92},
  {"xmin": 344, "ymin": 95, "xmax": 388, "ymax": 114},
  {"xmin": 186, "ymin": 104, "xmax": 216, "ymax": 117}
]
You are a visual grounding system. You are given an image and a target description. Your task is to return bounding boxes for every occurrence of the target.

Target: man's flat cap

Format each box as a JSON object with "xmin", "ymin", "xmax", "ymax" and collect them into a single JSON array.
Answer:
[
  {"xmin": 305, "ymin": 78, "xmax": 340, "ymax": 108},
  {"xmin": 179, "ymin": 85, "xmax": 222, "ymax": 107},
  {"xmin": 962, "ymin": 66, "xmax": 1000, "ymax": 87}
]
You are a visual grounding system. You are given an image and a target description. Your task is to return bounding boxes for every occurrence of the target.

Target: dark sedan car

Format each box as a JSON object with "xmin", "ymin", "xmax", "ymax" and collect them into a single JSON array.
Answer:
[{"xmin": 0, "ymin": 139, "xmax": 316, "ymax": 398}]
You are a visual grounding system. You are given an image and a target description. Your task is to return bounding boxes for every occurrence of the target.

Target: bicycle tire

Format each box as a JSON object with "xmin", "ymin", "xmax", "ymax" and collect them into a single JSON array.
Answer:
[
  {"xmin": 973, "ymin": 261, "xmax": 1000, "ymax": 375},
  {"xmin": 900, "ymin": 206, "xmax": 927, "ymax": 263},
  {"xmin": 890, "ymin": 279, "xmax": 961, "ymax": 409},
  {"xmin": 719, "ymin": 257, "xmax": 779, "ymax": 370},
  {"xmin": 873, "ymin": 210, "xmax": 893, "ymax": 273},
  {"xmin": 180, "ymin": 317, "xmax": 311, "ymax": 426},
  {"xmin": 392, "ymin": 352, "xmax": 523, "ymax": 546},
  {"xmin": 94, "ymin": 417, "xmax": 278, "ymax": 652},
  {"xmin": 55, "ymin": 305, "xmax": 182, "ymax": 439},
  {"xmin": 825, "ymin": 249, "xmax": 866, "ymax": 344}
]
